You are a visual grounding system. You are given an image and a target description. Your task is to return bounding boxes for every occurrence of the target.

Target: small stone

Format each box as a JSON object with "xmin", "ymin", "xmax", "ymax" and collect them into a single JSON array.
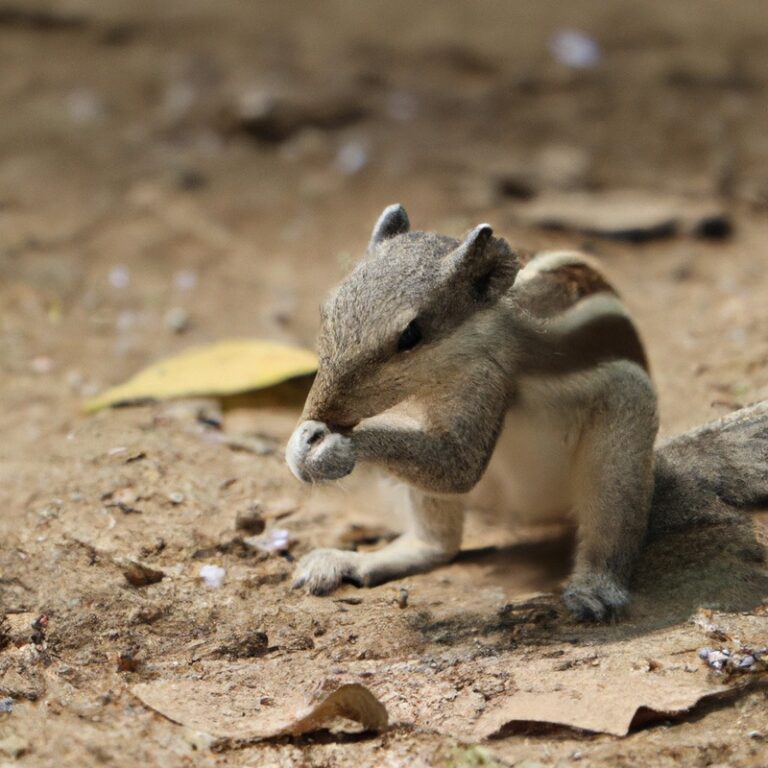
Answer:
[
  {"xmin": 335, "ymin": 141, "xmax": 368, "ymax": 175},
  {"xmin": 698, "ymin": 647, "xmax": 712, "ymax": 659},
  {"xmin": 245, "ymin": 528, "xmax": 291, "ymax": 553},
  {"xmin": 737, "ymin": 655, "xmax": 755, "ymax": 669},
  {"xmin": 397, "ymin": 587, "xmax": 409, "ymax": 609},
  {"xmin": 549, "ymin": 29, "xmax": 601, "ymax": 69},
  {"xmin": 199, "ymin": 564, "xmax": 226, "ymax": 589},
  {"xmin": 173, "ymin": 269, "xmax": 198, "ymax": 291},
  {"xmin": 30, "ymin": 356, "xmax": 54, "ymax": 374},
  {"xmin": 164, "ymin": 307, "xmax": 191, "ymax": 333},
  {"xmin": 0, "ymin": 697, "xmax": 13, "ymax": 713},
  {"xmin": 117, "ymin": 649, "xmax": 140, "ymax": 673},
  {"xmin": 121, "ymin": 559, "xmax": 165, "ymax": 588},
  {"xmin": 168, "ymin": 491, "xmax": 185, "ymax": 505},
  {"xmin": 176, "ymin": 169, "xmax": 207, "ymax": 191},
  {"xmin": 67, "ymin": 88, "xmax": 103, "ymax": 123},
  {"xmin": 235, "ymin": 503, "xmax": 266, "ymax": 534},
  {"xmin": 385, "ymin": 91, "xmax": 417, "ymax": 122},
  {"xmin": 108, "ymin": 265, "xmax": 130, "ymax": 289}
]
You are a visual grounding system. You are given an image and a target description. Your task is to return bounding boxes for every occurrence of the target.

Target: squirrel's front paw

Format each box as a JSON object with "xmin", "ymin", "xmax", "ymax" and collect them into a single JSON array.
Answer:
[
  {"xmin": 286, "ymin": 420, "xmax": 355, "ymax": 483},
  {"xmin": 562, "ymin": 571, "xmax": 630, "ymax": 622},
  {"xmin": 293, "ymin": 548, "xmax": 367, "ymax": 595}
]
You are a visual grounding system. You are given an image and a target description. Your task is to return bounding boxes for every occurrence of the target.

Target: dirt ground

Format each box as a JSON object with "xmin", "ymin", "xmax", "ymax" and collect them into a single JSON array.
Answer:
[{"xmin": 1, "ymin": 1, "xmax": 767, "ymax": 766}]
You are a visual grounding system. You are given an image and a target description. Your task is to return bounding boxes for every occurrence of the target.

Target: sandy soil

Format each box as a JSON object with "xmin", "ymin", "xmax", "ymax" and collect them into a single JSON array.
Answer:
[{"xmin": 1, "ymin": 2, "xmax": 767, "ymax": 766}]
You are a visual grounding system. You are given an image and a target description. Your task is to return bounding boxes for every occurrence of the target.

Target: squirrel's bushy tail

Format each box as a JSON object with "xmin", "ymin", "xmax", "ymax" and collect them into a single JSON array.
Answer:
[{"xmin": 649, "ymin": 400, "xmax": 768, "ymax": 536}]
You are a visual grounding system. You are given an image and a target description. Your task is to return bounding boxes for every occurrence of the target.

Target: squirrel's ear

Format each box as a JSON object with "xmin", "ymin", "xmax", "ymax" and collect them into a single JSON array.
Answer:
[
  {"xmin": 440, "ymin": 224, "xmax": 494, "ymax": 279},
  {"xmin": 441, "ymin": 224, "xmax": 519, "ymax": 299},
  {"xmin": 368, "ymin": 204, "xmax": 410, "ymax": 252}
]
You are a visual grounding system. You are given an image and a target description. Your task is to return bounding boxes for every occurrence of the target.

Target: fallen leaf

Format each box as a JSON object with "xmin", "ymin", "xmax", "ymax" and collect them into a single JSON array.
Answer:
[
  {"xmin": 84, "ymin": 339, "xmax": 317, "ymax": 412},
  {"xmin": 475, "ymin": 668, "xmax": 728, "ymax": 737},
  {"xmin": 288, "ymin": 683, "xmax": 388, "ymax": 735},
  {"xmin": 131, "ymin": 663, "xmax": 387, "ymax": 743},
  {"xmin": 129, "ymin": 624, "xmax": 763, "ymax": 741},
  {"xmin": 514, "ymin": 191, "xmax": 730, "ymax": 242}
]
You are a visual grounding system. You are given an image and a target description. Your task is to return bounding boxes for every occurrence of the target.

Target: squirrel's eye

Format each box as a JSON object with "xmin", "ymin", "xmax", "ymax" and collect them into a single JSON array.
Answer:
[{"xmin": 397, "ymin": 319, "xmax": 422, "ymax": 352}]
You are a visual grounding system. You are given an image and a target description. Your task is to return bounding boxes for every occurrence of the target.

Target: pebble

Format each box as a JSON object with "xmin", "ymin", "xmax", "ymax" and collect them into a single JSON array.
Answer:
[
  {"xmin": 698, "ymin": 646, "xmax": 763, "ymax": 673},
  {"xmin": 168, "ymin": 491, "xmax": 185, "ymax": 505},
  {"xmin": 121, "ymin": 559, "xmax": 165, "ymax": 588},
  {"xmin": 549, "ymin": 30, "xmax": 601, "ymax": 69},
  {"xmin": 164, "ymin": 307, "xmax": 191, "ymax": 333},
  {"xmin": 116, "ymin": 649, "xmax": 140, "ymax": 673},
  {"xmin": 30, "ymin": 356, "xmax": 54, "ymax": 374},
  {"xmin": 335, "ymin": 141, "xmax": 368, "ymax": 175},
  {"xmin": 235, "ymin": 502, "xmax": 266, "ymax": 534},
  {"xmin": 173, "ymin": 269, "xmax": 198, "ymax": 291},
  {"xmin": 385, "ymin": 91, "xmax": 418, "ymax": 122},
  {"xmin": 0, "ymin": 697, "xmax": 13, "ymax": 714},
  {"xmin": 108, "ymin": 265, "xmax": 130, "ymax": 289},
  {"xmin": 245, "ymin": 528, "xmax": 291, "ymax": 553},
  {"xmin": 199, "ymin": 564, "xmax": 226, "ymax": 589},
  {"xmin": 67, "ymin": 88, "xmax": 103, "ymax": 124}
]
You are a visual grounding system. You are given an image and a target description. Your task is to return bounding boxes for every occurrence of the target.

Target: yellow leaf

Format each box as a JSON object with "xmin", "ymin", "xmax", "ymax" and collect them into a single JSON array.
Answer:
[{"xmin": 84, "ymin": 339, "xmax": 317, "ymax": 412}]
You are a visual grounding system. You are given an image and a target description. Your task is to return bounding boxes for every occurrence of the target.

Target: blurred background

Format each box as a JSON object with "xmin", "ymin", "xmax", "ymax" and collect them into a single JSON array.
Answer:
[{"xmin": 2, "ymin": 0, "xmax": 768, "ymax": 436}]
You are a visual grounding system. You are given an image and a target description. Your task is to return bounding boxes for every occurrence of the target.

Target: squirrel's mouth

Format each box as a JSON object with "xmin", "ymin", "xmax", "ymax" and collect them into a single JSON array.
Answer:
[
  {"xmin": 303, "ymin": 410, "xmax": 360, "ymax": 431},
  {"xmin": 328, "ymin": 418, "xmax": 360, "ymax": 432}
]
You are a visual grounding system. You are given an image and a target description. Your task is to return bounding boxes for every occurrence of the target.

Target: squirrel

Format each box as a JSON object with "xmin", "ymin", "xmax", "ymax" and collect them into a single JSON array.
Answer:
[{"xmin": 286, "ymin": 204, "xmax": 768, "ymax": 621}]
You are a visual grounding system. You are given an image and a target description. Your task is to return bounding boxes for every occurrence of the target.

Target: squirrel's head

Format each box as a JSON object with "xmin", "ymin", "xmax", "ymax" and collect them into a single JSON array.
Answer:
[{"xmin": 303, "ymin": 204, "xmax": 520, "ymax": 428}]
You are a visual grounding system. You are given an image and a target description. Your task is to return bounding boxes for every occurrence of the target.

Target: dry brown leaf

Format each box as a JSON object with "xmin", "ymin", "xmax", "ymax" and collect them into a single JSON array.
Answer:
[
  {"xmin": 129, "ymin": 626, "xmax": 762, "ymax": 741},
  {"xmin": 474, "ymin": 667, "xmax": 728, "ymax": 737},
  {"xmin": 131, "ymin": 669, "xmax": 387, "ymax": 742},
  {"xmin": 288, "ymin": 683, "xmax": 388, "ymax": 735},
  {"xmin": 514, "ymin": 190, "xmax": 729, "ymax": 242}
]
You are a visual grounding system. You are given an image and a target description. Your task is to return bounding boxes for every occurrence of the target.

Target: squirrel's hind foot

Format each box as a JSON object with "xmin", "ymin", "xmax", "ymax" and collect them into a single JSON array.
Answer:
[{"xmin": 562, "ymin": 572, "xmax": 630, "ymax": 622}]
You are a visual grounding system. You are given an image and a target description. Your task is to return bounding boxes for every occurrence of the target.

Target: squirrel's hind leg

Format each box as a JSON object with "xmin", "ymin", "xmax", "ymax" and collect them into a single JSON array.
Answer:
[
  {"xmin": 293, "ymin": 490, "xmax": 464, "ymax": 595},
  {"xmin": 562, "ymin": 363, "xmax": 658, "ymax": 621}
]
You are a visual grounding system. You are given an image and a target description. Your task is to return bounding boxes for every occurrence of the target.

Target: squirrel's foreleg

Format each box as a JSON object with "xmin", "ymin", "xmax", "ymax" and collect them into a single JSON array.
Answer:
[{"xmin": 293, "ymin": 490, "xmax": 464, "ymax": 595}]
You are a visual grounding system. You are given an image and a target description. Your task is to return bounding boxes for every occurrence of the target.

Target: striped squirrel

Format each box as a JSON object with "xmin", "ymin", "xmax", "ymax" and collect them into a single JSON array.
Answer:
[{"xmin": 286, "ymin": 204, "xmax": 768, "ymax": 621}]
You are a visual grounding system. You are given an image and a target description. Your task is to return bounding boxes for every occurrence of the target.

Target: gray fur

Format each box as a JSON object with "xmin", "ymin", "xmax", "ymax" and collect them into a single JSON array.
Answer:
[
  {"xmin": 368, "ymin": 203, "xmax": 410, "ymax": 252},
  {"xmin": 650, "ymin": 400, "xmax": 768, "ymax": 534},
  {"xmin": 286, "ymin": 204, "xmax": 767, "ymax": 622}
]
